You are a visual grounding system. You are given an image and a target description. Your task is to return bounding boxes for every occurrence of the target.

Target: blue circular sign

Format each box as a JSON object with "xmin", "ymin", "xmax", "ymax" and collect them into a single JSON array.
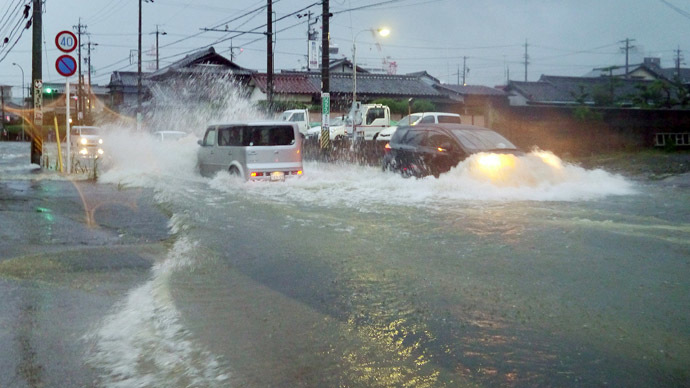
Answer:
[{"xmin": 55, "ymin": 55, "xmax": 77, "ymax": 77}]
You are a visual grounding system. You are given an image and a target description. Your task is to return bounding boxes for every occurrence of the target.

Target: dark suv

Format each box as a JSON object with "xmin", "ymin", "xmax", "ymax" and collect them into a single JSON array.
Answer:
[{"xmin": 382, "ymin": 123, "xmax": 520, "ymax": 178}]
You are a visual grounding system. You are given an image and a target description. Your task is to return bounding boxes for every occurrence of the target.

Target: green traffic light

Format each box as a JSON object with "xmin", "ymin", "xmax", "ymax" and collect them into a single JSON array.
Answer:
[{"xmin": 44, "ymin": 87, "xmax": 52, "ymax": 94}]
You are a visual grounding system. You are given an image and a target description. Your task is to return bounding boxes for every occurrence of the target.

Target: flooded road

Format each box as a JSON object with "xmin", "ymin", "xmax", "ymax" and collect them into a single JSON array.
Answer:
[
  {"xmin": 2, "ymin": 139, "xmax": 689, "ymax": 387},
  {"xmin": 91, "ymin": 132, "xmax": 688, "ymax": 387}
]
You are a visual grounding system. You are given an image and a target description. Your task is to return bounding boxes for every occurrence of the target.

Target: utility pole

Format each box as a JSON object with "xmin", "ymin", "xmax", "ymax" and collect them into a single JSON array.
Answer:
[
  {"xmin": 320, "ymin": 0, "xmax": 331, "ymax": 152},
  {"xmin": 675, "ymin": 46, "xmax": 683, "ymax": 79},
  {"xmin": 154, "ymin": 25, "xmax": 166, "ymax": 70},
  {"xmin": 31, "ymin": 0, "xmax": 42, "ymax": 165},
  {"xmin": 138, "ymin": 0, "xmax": 143, "ymax": 130},
  {"xmin": 523, "ymin": 39, "xmax": 529, "ymax": 82},
  {"xmin": 321, "ymin": 0, "xmax": 329, "ymax": 94},
  {"xmin": 267, "ymin": 0, "xmax": 274, "ymax": 109},
  {"xmin": 85, "ymin": 39, "xmax": 97, "ymax": 115},
  {"xmin": 619, "ymin": 38, "xmax": 636, "ymax": 79},
  {"xmin": 462, "ymin": 56, "xmax": 468, "ymax": 86},
  {"xmin": 73, "ymin": 20, "xmax": 86, "ymax": 125},
  {"xmin": 1, "ymin": 88, "xmax": 5, "ymax": 136}
]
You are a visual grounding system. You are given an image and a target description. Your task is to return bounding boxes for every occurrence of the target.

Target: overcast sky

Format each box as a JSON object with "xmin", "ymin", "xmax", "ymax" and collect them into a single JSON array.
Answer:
[{"xmin": 0, "ymin": 0, "xmax": 688, "ymax": 97}]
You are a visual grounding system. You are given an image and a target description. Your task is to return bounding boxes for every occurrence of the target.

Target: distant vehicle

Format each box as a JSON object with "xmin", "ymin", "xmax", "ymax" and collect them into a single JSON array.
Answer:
[
  {"xmin": 197, "ymin": 121, "xmax": 303, "ymax": 181},
  {"xmin": 280, "ymin": 109, "xmax": 310, "ymax": 137},
  {"xmin": 70, "ymin": 125, "xmax": 104, "ymax": 158},
  {"xmin": 153, "ymin": 130, "xmax": 187, "ymax": 142},
  {"xmin": 307, "ymin": 116, "xmax": 347, "ymax": 141},
  {"xmin": 345, "ymin": 103, "xmax": 391, "ymax": 141},
  {"xmin": 382, "ymin": 123, "xmax": 521, "ymax": 178},
  {"xmin": 377, "ymin": 112, "xmax": 461, "ymax": 143}
]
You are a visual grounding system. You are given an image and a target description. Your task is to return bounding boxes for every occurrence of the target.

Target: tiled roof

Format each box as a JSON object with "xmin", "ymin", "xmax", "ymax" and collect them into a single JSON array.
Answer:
[
  {"xmin": 436, "ymin": 84, "xmax": 506, "ymax": 96},
  {"xmin": 252, "ymin": 74, "xmax": 321, "ymax": 94},
  {"xmin": 507, "ymin": 75, "xmax": 658, "ymax": 104},
  {"xmin": 327, "ymin": 73, "xmax": 444, "ymax": 97},
  {"xmin": 147, "ymin": 47, "xmax": 255, "ymax": 79}
]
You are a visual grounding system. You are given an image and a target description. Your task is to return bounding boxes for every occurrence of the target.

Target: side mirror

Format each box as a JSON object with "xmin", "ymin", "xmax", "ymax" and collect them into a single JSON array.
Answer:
[{"xmin": 197, "ymin": 139, "xmax": 203, "ymax": 146}]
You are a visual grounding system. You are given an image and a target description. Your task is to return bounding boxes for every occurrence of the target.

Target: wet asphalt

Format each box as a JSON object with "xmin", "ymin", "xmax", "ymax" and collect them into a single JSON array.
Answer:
[{"xmin": 0, "ymin": 171, "xmax": 170, "ymax": 388}]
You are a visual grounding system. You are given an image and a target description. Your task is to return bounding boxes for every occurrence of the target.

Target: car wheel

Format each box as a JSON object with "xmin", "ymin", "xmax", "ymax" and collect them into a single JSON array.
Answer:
[{"xmin": 229, "ymin": 166, "xmax": 242, "ymax": 178}]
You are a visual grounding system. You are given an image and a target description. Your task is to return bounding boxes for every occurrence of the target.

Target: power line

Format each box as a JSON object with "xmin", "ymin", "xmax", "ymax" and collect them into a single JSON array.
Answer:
[{"xmin": 659, "ymin": 0, "xmax": 690, "ymax": 19}]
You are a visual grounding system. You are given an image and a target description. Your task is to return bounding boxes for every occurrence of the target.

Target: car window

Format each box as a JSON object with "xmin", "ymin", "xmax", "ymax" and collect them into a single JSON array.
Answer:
[
  {"xmin": 419, "ymin": 115, "xmax": 435, "ymax": 124},
  {"xmin": 451, "ymin": 129, "xmax": 517, "ymax": 152},
  {"xmin": 218, "ymin": 126, "xmax": 242, "ymax": 146},
  {"xmin": 365, "ymin": 108, "xmax": 386, "ymax": 125},
  {"xmin": 291, "ymin": 113, "xmax": 304, "ymax": 122},
  {"xmin": 243, "ymin": 126, "xmax": 295, "ymax": 146},
  {"xmin": 204, "ymin": 128, "xmax": 216, "ymax": 146},
  {"xmin": 426, "ymin": 133, "xmax": 456, "ymax": 151},
  {"xmin": 401, "ymin": 129, "xmax": 426, "ymax": 146},
  {"xmin": 437, "ymin": 115, "xmax": 461, "ymax": 124}
]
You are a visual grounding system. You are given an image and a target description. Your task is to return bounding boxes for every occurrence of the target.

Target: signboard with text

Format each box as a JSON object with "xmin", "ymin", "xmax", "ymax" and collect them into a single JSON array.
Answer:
[{"xmin": 55, "ymin": 30, "xmax": 77, "ymax": 53}]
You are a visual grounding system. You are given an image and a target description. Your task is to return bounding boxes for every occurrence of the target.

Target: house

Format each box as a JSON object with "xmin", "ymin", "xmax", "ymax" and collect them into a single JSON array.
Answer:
[
  {"xmin": 104, "ymin": 47, "xmax": 508, "ymax": 123},
  {"xmin": 504, "ymin": 75, "xmax": 657, "ymax": 106},
  {"xmin": 107, "ymin": 47, "xmax": 256, "ymax": 113},
  {"xmin": 585, "ymin": 57, "xmax": 690, "ymax": 85}
]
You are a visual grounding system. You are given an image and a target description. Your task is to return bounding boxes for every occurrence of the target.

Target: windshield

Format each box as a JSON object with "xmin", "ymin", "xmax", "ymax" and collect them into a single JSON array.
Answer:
[
  {"xmin": 451, "ymin": 129, "xmax": 517, "ymax": 152},
  {"xmin": 330, "ymin": 117, "xmax": 344, "ymax": 126},
  {"xmin": 397, "ymin": 114, "xmax": 422, "ymax": 125},
  {"xmin": 280, "ymin": 112, "xmax": 291, "ymax": 121},
  {"xmin": 76, "ymin": 127, "xmax": 100, "ymax": 135}
]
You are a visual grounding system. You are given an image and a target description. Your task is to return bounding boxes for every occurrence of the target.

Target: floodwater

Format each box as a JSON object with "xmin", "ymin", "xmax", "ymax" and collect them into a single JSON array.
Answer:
[
  {"xmin": 2, "ymin": 102, "xmax": 689, "ymax": 386},
  {"xmin": 68, "ymin": 125, "xmax": 687, "ymax": 387}
]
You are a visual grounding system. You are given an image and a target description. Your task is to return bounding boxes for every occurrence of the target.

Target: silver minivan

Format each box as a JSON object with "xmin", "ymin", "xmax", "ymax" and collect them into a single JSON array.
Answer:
[{"xmin": 197, "ymin": 121, "xmax": 303, "ymax": 181}]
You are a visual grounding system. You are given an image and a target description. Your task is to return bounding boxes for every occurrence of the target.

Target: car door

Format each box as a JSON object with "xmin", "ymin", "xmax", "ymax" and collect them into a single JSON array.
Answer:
[
  {"xmin": 197, "ymin": 127, "xmax": 218, "ymax": 176},
  {"xmin": 397, "ymin": 128, "xmax": 427, "ymax": 173},
  {"xmin": 424, "ymin": 131, "xmax": 465, "ymax": 176},
  {"xmin": 243, "ymin": 124, "xmax": 298, "ymax": 167}
]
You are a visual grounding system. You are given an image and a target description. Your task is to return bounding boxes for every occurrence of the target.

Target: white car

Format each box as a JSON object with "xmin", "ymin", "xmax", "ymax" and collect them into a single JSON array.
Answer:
[
  {"xmin": 377, "ymin": 112, "xmax": 462, "ymax": 143},
  {"xmin": 307, "ymin": 117, "xmax": 347, "ymax": 141},
  {"xmin": 70, "ymin": 125, "xmax": 104, "ymax": 158},
  {"xmin": 153, "ymin": 130, "xmax": 187, "ymax": 141}
]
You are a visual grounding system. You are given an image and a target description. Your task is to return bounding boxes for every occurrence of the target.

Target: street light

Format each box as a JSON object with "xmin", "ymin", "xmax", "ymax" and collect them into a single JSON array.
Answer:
[
  {"xmin": 12, "ymin": 62, "xmax": 24, "ymax": 141},
  {"xmin": 352, "ymin": 27, "xmax": 390, "ymax": 107},
  {"xmin": 351, "ymin": 27, "xmax": 390, "ymax": 142}
]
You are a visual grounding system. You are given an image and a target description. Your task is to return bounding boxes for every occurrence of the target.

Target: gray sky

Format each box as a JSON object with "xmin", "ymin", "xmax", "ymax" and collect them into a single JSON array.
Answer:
[{"xmin": 0, "ymin": 0, "xmax": 688, "ymax": 97}]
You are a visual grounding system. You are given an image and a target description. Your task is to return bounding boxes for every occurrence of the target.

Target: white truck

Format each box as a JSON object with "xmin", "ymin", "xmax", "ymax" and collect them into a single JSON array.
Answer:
[
  {"xmin": 345, "ymin": 103, "xmax": 391, "ymax": 141},
  {"xmin": 280, "ymin": 109, "xmax": 310, "ymax": 137}
]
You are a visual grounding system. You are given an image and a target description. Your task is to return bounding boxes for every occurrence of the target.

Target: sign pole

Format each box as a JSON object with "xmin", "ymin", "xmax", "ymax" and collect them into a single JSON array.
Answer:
[
  {"xmin": 54, "ymin": 30, "xmax": 78, "ymax": 174},
  {"xmin": 66, "ymin": 81, "xmax": 71, "ymax": 174}
]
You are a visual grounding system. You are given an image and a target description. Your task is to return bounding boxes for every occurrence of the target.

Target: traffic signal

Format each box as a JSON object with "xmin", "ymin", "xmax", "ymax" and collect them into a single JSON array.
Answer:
[{"xmin": 44, "ymin": 87, "xmax": 52, "ymax": 94}]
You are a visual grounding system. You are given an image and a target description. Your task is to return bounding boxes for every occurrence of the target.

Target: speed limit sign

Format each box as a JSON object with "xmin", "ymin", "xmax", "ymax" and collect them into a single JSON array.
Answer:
[{"xmin": 55, "ymin": 30, "xmax": 77, "ymax": 53}]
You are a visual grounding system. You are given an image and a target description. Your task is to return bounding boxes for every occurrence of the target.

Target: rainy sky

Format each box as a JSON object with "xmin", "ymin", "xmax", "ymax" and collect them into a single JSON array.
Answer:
[{"xmin": 0, "ymin": 0, "xmax": 687, "ymax": 95}]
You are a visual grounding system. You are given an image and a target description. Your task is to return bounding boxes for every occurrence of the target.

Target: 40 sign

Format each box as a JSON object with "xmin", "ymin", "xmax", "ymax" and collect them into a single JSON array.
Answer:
[{"xmin": 55, "ymin": 30, "xmax": 77, "ymax": 53}]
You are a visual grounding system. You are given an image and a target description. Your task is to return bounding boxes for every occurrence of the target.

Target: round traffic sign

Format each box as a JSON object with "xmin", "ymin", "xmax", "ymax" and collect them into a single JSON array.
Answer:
[
  {"xmin": 55, "ymin": 30, "xmax": 77, "ymax": 53},
  {"xmin": 55, "ymin": 55, "xmax": 77, "ymax": 77}
]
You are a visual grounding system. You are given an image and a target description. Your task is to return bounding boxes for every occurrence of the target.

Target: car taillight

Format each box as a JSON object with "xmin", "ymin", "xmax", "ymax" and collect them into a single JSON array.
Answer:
[{"xmin": 384, "ymin": 143, "xmax": 391, "ymax": 150}]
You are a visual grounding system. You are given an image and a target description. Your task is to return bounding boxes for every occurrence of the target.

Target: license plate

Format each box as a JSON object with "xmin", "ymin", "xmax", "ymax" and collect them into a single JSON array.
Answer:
[{"xmin": 270, "ymin": 171, "xmax": 285, "ymax": 181}]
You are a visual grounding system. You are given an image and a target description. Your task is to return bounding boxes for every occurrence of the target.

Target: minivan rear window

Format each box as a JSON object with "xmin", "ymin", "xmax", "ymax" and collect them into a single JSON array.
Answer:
[{"xmin": 217, "ymin": 125, "xmax": 295, "ymax": 146}]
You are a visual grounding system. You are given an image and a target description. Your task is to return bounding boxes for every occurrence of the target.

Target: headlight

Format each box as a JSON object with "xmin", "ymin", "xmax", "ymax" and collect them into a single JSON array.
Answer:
[
  {"xmin": 80, "ymin": 138, "xmax": 87, "ymax": 145},
  {"xmin": 98, "ymin": 138, "xmax": 103, "ymax": 144},
  {"xmin": 79, "ymin": 148, "xmax": 88, "ymax": 155},
  {"xmin": 97, "ymin": 148, "xmax": 104, "ymax": 155}
]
